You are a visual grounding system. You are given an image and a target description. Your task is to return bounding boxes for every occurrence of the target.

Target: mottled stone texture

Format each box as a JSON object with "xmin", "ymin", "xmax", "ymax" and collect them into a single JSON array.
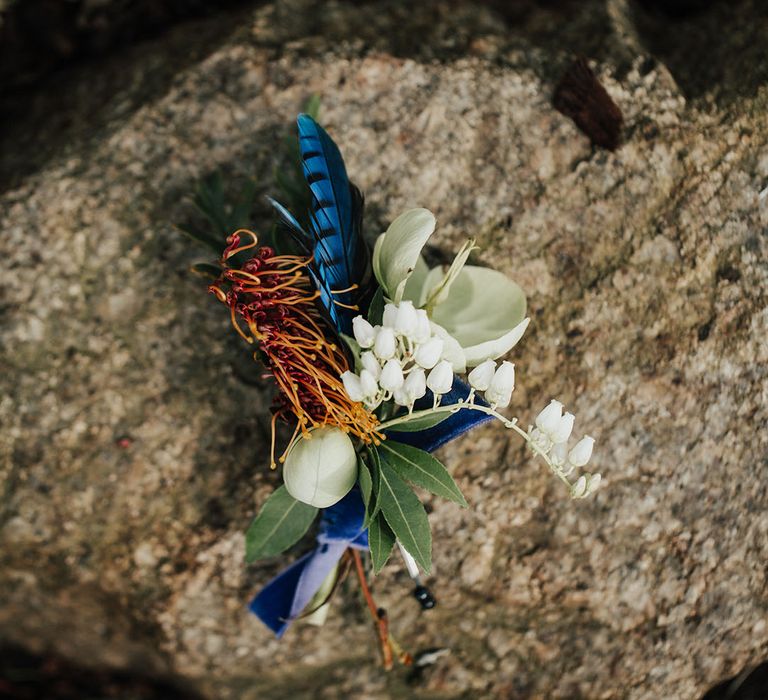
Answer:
[{"xmin": 1, "ymin": 1, "xmax": 767, "ymax": 698}]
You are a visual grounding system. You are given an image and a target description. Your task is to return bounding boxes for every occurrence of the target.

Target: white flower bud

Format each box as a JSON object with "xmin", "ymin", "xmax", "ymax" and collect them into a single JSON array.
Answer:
[
  {"xmin": 550, "ymin": 412, "xmax": 575, "ymax": 444},
  {"xmin": 568, "ymin": 436, "xmax": 595, "ymax": 467},
  {"xmin": 359, "ymin": 369, "xmax": 379, "ymax": 399},
  {"xmin": 586, "ymin": 473, "xmax": 601, "ymax": 494},
  {"xmin": 403, "ymin": 367, "xmax": 427, "ymax": 402},
  {"xmin": 426, "ymin": 360, "xmax": 453, "ymax": 395},
  {"xmin": 413, "ymin": 337, "xmax": 444, "ymax": 369},
  {"xmin": 485, "ymin": 361, "xmax": 515, "ymax": 408},
  {"xmin": 571, "ymin": 475, "xmax": 588, "ymax": 499},
  {"xmin": 394, "ymin": 301, "xmax": 418, "ymax": 337},
  {"xmin": 352, "ymin": 316, "xmax": 375, "ymax": 348},
  {"xmin": 413, "ymin": 309, "xmax": 432, "ymax": 343},
  {"xmin": 549, "ymin": 442, "xmax": 568, "ymax": 469},
  {"xmin": 340, "ymin": 371, "xmax": 364, "ymax": 402},
  {"xmin": 379, "ymin": 359, "xmax": 405, "ymax": 392},
  {"xmin": 382, "ymin": 303, "xmax": 397, "ymax": 328},
  {"xmin": 373, "ymin": 326, "xmax": 396, "ymax": 359},
  {"xmin": 535, "ymin": 400, "xmax": 563, "ymax": 435},
  {"xmin": 393, "ymin": 387, "xmax": 410, "ymax": 407},
  {"xmin": 283, "ymin": 427, "xmax": 358, "ymax": 508},
  {"xmin": 360, "ymin": 351, "xmax": 381, "ymax": 380},
  {"xmin": 467, "ymin": 359, "xmax": 496, "ymax": 392}
]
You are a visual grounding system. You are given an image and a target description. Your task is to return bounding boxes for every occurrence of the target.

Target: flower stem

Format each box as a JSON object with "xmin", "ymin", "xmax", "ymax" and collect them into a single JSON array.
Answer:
[{"xmin": 377, "ymin": 401, "xmax": 575, "ymax": 491}]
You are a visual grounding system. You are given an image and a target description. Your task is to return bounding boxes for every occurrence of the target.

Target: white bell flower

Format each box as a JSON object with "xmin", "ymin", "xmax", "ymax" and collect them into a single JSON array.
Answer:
[
  {"xmin": 413, "ymin": 337, "xmax": 444, "ymax": 369},
  {"xmin": 549, "ymin": 442, "xmax": 568, "ymax": 469},
  {"xmin": 413, "ymin": 309, "xmax": 432, "ymax": 344},
  {"xmin": 550, "ymin": 412, "xmax": 575, "ymax": 444},
  {"xmin": 360, "ymin": 351, "xmax": 381, "ymax": 380},
  {"xmin": 586, "ymin": 473, "xmax": 602, "ymax": 494},
  {"xmin": 426, "ymin": 360, "xmax": 453, "ymax": 396},
  {"xmin": 467, "ymin": 358, "xmax": 496, "ymax": 392},
  {"xmin": 382, "ymin": 303, "xmax": 397, "ymax": 328},
  {"xmin": 568, "ymin": 436, "xmax": 595, "ymax": 467},
  {"xmin": 352, "ymin": 316, "xmax": 375, "ymax": 349},
  {"xmin": 340, "ymin": 371, "xmax": 364, "ymax": 403},
  {"xmin": 283, "ymin": 427, "xmax": 358, "ymax": 508},
  {"xmin": 571, "ymin": 475, "xmax": 588, "ymax": 499},
  {"xmin": 373, "ymin": 326, "xmax": 396, "ymax": 360},
  {"xmin": 403, "ymin": 367, "xmax": 427, "ymax": 402},
  {"xmin": 394, "ymin": 300, "xmax": 418, "ymax": 338},
  {"xmin": 535, "ymin": 400, "xmax": 563, "ymax": 435},
  {"xmin": 379, "ymin": 359, "xmax": 405, "ymax": 392},
  {"xmin": 359, "ymin": 369, "xmax": 379, "ymax": 400},
  {"xmin": 485, "ymin": 361, "xmax": 515, "ymax": 408}
]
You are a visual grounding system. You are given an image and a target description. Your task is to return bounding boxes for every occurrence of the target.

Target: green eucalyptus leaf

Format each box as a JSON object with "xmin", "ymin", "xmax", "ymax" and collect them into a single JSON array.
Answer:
[
  {"xmin": 378, "ymin": 461, "xmax": 432, "ymax": 573},
  {"xmin": 358, "ymin": 455, "xmax": 373, "ymax": 521},
  {"xmin": 379, "ymin": 440, "xmax": 467, "ymax": 507},
  {"xmin": 245, "ymin": 486, "xmax": 318, "ymax": 562},
  {"xmin": 385, "ymin": 411, "xmax": 452, "ymax": 433},
  {"xmin": 368, "ymin": 512, "xmax": 396, "ymax": 574}
]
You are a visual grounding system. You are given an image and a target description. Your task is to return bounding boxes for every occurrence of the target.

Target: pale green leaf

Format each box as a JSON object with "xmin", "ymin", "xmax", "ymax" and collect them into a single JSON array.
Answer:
[
  {"xmin": 245, "ymin": 486, "xmax": 317, "ymax": 562},
  {"xmin": 379, "ymin": 440, "xmax": 467, "ymax": 507}
]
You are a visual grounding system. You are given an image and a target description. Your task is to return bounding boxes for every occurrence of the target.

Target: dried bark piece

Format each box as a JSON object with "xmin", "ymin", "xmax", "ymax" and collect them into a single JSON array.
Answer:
[{"xmin": 553, "ymin": 57, "xmax": 624, "ymax": 150}]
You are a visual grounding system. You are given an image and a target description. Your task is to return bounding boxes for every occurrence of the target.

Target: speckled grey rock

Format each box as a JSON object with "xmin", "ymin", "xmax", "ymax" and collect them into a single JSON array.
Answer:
[{"xmin": 1, "ymin": 1, "xmax": 767, "ymax": 698}]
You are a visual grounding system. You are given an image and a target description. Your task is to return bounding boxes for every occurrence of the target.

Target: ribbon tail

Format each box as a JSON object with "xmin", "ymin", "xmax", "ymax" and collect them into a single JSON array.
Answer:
[{"xmin": 249, "ymin": 542, "xmax": 348, "ymax": 638}]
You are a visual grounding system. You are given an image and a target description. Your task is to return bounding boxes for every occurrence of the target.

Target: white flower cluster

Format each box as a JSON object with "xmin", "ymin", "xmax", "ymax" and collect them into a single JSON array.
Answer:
[
  {"xmin": 529, "ymin": 400, "xmax": 600, "ymax": 498},
  {"xmin": 341, "ymin": 301, "xmax": 455, "ymax": 411},
  {"xmin": 466, "ymin": 358, "xmax": 516, "ymax": 408}
]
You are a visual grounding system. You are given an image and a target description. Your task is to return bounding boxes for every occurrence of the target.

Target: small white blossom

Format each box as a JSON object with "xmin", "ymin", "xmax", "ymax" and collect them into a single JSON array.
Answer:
[
  {"xmin": 586, "ymin": 473, "xmax": 601, "ymax": 494},
  {"xmin": 340, "ymin": 371, "xmax": 364, "ymax": 403},
  {"xmin": 467, "ymin": 359, "xmax": 496, "ymax": 392},
  {"xmin": 403, "ymin": 367, "xmax": 427, "ymax": 401},
  {"xmin": 360, "ymin": 351, "xmax": 381, "ymax": 379},
  {"xmin": 379, "ymin": 359, "xmax": 405, "ymax": 392},
  {"xmin": 382, "ymin": 303, "xmax": 397, "ymax": 328},
  {"xmin": 568, "ymin": 436, "xmax": 594, "ymax": 467},
  {"xmin": 359, "ymin": 369, "xmax": 379, "ymax": 400},
  {"xmin": 414, "ymin": 337, "xmax": 444, "ymax": 369},
  {"xmin": 374, "ymin": 326, "xmax": 396, "ymax": 360},
  {"xmin": 571, "ymin": 475, "xmax": 588, "ymax": 498},
  {"xmin": 535, "ymin": 400, "xmax": 563, "ymax": 435},
  {"xmin": 426, "ymin": 360, "xmax": 453, "ymax": 395},
  {"xmin": 486, "ymin": 361, "xmax": 515, "ymax": 408},
  {"xmin": 352, "ymin": 316, "xmax": 375, "ymax": 348},
  {"xmin": 550, "ymin": 412, "xmax": 575, "ymax": 444},
  {"xmin": 413, "ymin": 309, "xmax": 432, "ymax": 343},
  {"xmin": 394, "ymin": 300, "xmax": 418, "ymax": 337},
  {"xmin": 549, "ymin": 442, "xmax": 568, "ymax": 469},
  {"xmin": 393, "ymin": 387, "xmax": 410, "ymax": 407}
]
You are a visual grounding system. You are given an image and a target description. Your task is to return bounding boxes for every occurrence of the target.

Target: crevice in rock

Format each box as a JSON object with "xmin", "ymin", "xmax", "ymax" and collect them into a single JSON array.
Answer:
[{"xmin": 702, "ymin": 661, "xmax": 768, "ymax": 700}]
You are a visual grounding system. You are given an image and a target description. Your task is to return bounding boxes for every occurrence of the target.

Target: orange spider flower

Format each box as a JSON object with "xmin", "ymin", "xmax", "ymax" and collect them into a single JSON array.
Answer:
[{"xmin": 209, "ymin": 230, "xmax": 380, "ymax": 466}]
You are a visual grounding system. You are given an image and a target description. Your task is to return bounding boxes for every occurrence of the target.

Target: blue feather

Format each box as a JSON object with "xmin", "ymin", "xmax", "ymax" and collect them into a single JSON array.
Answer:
[{"xmin": 297, "ymin": 114, "xmax": 362, "ymax": 333}]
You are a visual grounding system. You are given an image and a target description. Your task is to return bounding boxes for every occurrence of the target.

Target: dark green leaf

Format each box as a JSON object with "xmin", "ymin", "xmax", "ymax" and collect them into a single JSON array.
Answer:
[
  {"xmin": 385, "ymin": 411, "xmax": 452, "ymax": 433},
  {"xmin": 365, "ymin": 445, "xmax": 382, "ymax": 527},
  {"xmin": 245, "ymin": 486, "xmax": 317, "ymax": 562},
  {"xmin": 358, "ymin": 455, "xmax": 372, "ymax": 518},
  {"xmin": 368, "ymin": 512, "xmax": 396, "ymax": 574},
  {"xmin": 378, "ymin": 461, "xmax": 432, "ymax": 573},
  {"xmin": 367, "ymin": 287, "xmax": 385, "ymax": 325},
  {"xmin": 379, "ymin": 441, "xmax": 467, "ymax": 507}
]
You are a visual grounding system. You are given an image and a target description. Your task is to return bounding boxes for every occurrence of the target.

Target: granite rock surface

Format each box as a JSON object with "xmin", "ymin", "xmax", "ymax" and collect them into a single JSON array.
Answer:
[{"xmin": 1, "ymin": 1, "xmax": 767, "ymax": 698}]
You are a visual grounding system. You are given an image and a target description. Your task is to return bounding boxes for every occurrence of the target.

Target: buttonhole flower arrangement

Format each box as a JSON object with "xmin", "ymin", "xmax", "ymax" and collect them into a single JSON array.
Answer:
[{"xmin": 204, "ymin": 114, "xmax": 602, "ymax": 667}]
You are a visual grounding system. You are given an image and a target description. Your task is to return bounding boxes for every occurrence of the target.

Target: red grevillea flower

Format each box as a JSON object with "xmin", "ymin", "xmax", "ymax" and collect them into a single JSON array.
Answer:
[{"xmin": 209, "ymin": 230, "xmax": 380, "ymax": 466}]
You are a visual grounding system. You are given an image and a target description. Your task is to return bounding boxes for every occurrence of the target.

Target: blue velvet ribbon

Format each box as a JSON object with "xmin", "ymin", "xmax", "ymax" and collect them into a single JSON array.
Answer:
[{"xmin": 249, "ymin": 378, "xmax": 492, "ymax": 636}]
